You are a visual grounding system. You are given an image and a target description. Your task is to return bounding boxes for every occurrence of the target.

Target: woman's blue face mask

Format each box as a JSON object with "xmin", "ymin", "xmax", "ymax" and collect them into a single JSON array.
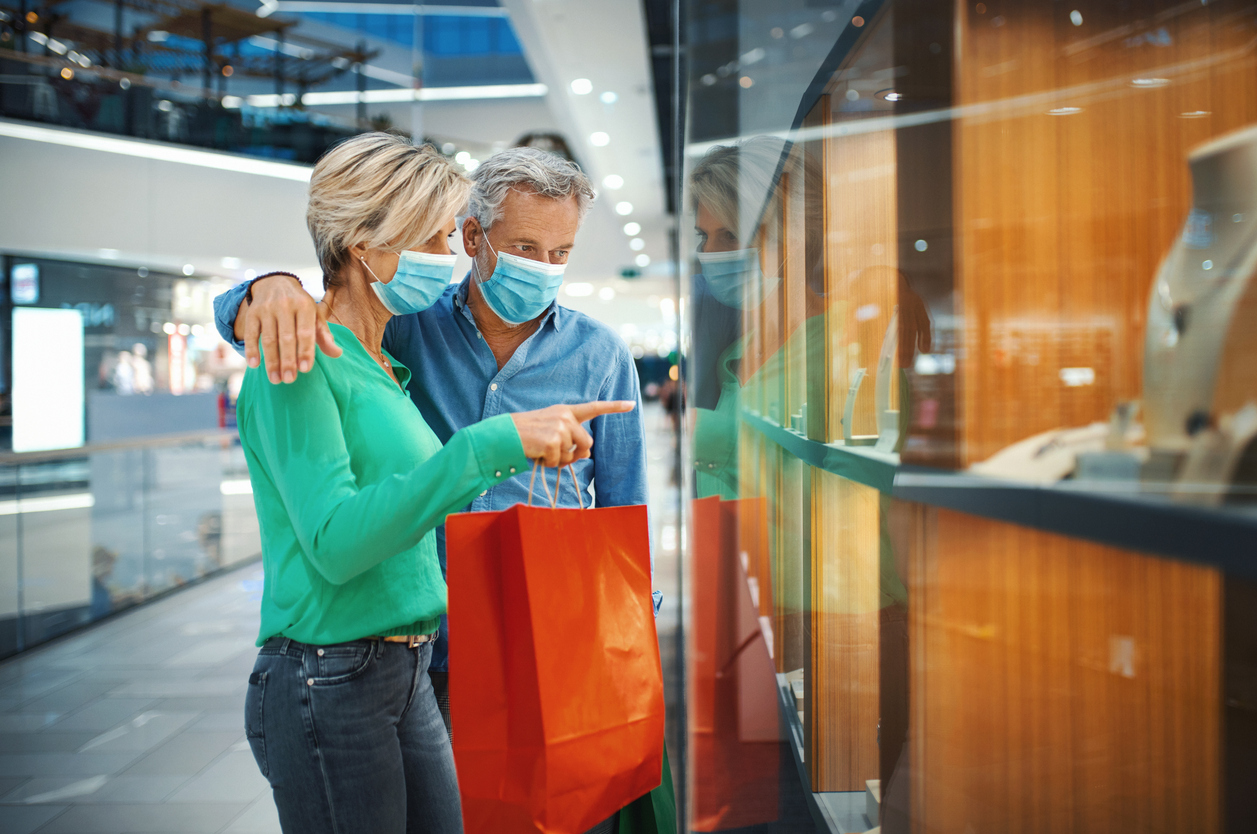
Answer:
[
  {"xmin": 364, "ymin": 250, "xmax": 457, "ymax": 315},
  {"xmin": 696, "ymin": 248, "xmax": 780, "ymax": 309},
  {"xmin": 474, "ymin": 236, "xmax": 566, "ymax": 325}
]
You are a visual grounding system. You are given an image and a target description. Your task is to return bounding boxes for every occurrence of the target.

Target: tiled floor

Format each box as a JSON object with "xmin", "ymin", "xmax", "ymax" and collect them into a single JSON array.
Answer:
[{"xmin": 0, "ymin": 403, "xmax": 682, "ymax": 834}]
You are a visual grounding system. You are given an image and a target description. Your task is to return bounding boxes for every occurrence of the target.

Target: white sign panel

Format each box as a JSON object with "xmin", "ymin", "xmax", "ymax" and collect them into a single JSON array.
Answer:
[{"xmin": 12, "ymin": 307, "xmax": 85, "ymax": 452}]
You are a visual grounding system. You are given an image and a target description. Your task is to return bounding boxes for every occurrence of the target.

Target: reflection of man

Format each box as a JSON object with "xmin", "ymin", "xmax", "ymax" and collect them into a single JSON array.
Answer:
[{"xmin": 214, "ymin": 148, "xmax": 660, "ymax": 834}]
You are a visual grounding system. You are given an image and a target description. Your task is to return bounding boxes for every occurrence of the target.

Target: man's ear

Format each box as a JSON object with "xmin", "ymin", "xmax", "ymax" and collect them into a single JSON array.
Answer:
[{"xmin": 462, "ymin": 217, "xmax": 482, "ymax": 258}]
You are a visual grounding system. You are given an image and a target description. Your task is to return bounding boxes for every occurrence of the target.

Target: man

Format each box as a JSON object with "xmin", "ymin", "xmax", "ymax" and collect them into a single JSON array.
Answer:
[{"xmin": 214, "ymin": 146, "xmax": 662, "ymax": 834}]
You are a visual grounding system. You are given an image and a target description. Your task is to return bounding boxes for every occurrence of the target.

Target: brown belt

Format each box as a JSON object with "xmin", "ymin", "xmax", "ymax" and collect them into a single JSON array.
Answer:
[{"xmin": 375, "ymin": 633, "xmax": 438, "ymax": 648}]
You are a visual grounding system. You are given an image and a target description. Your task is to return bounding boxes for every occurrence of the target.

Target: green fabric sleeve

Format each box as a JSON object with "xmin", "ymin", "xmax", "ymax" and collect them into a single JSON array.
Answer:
[{"xmin": 244, "ymin": 362, "xmax": 527, "ymax": 586}]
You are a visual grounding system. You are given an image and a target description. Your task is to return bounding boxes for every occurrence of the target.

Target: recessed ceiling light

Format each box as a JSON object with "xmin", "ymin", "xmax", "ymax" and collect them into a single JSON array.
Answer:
[
  {"xmin": 570, "ymin": 78, "xmax": 593, "ymax": 95},
  {"xmin": 616, "ymin": 202, "xmax": 634, "ymax": 216},
  {"xmin": 590, "ymin": 132, "xmax": 610, "ymax": 146},
  {"xmin": 221, "ymin": 256, "xmax": 242, "ymax": 269},
  {"xmin": 602, "ymin": 174, "xmax": 624, "ymax": 190},
  {"xmin": 1048, "ymin": 106, "xmax": 1083, "ymax": 115},
  {"xmin": 182, "ymin": 264, "xmax": 195, "ymax": 275},
  {"xmin": 1069, "ymin": 10, "xmax": 1083, "ymax": 25},
  {"xmin": 1130, "ymin": 77, "xmax": 1170, "ymax": 88},
  {"xmin": 623, "ymin": 222, "xmax": 641, "ymax": 235},
  {"xmin": 600, "ymin": 91, "xmax": 618, "ymax": 104},
  {"xmin": 635, "ymin": 254, "xmax": 651, "ymax": 268},
  {"xmin": 630, "ymin": 238, "xmax": 646, "ymax": 251},
  {"xmin": 599, "ymin": 287, "xmax": 616, "ymax": 301}
]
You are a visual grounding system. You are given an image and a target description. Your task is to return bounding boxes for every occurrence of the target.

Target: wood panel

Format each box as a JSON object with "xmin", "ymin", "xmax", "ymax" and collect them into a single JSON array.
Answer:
[
  {"xmin": 807, "ymin": 468, "xmax": 882, "ymax": 792},
  {"xmin": 905, "ymin": 507, "xmax": 1221, "ymax": 833},
  {"xmin": 953, "ymin": 0, "xmax": 1257, "ymax": 464},
  {"xmin": 822, "ymin": 97, "xmax": 901, "ymax": 441}
]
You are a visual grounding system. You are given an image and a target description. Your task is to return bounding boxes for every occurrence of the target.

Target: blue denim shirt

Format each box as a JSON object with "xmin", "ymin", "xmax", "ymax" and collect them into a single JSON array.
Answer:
[{"xmin": 214, "ymin": 275, "xmax": 659, "ymax": 667}]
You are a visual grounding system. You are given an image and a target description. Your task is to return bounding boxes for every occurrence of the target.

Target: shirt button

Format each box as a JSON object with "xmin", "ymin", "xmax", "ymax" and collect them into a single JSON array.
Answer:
[
  {"xmin": 477, "ymin": 332, "xmax": 483, "ymax": 339},
  {"xmin": 509, "ymin": 467, "xmax": 516, "ymax": 474},
  {"xmin": 490, "ymin": 383, "xmax": 498, "ymax": 391}
]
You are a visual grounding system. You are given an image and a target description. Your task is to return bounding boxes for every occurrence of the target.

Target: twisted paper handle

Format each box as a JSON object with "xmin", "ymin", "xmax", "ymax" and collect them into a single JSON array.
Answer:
[{"xmin": 527, "ymin": 458, "xmax": 585, "ymax": 509}]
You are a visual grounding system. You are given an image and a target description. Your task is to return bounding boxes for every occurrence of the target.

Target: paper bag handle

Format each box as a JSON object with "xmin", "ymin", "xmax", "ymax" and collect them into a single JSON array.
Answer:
[{"xmin": 527, "ymin": 459, "xmax": 585, "ymax": 510}]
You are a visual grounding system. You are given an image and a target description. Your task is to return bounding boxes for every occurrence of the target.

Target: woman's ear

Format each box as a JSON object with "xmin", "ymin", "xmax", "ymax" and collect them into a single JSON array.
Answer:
[{"xmin": 347, "ymin": 241, "xmax": 369, "ymax": 261}]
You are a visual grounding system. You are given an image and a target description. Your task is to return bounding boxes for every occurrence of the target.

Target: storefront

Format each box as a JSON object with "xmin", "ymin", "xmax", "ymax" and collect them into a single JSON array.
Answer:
[{"xmin": 677, "ymin": 2, "xmax": 1257, "ymax": 831}]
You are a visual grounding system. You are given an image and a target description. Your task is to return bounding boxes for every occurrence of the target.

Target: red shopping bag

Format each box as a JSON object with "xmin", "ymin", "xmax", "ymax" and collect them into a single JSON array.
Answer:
[
  {"xmin": 689, "ymin": 496, "xmax": 780, "ymax": 831},
  {"xmin": 446, "ymin": 466, "xmax": 665, "ymax": 834}
]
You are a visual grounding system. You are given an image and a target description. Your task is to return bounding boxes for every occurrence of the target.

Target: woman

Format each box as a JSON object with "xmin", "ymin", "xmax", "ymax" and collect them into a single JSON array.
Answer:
[{"xmin": 238, "ymin": 132, "xmax": 631, "ymax": 834}]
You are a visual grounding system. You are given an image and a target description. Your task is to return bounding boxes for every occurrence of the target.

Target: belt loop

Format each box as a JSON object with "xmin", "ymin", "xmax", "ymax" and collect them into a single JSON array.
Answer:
[{"xmin": 279, "ymin": 637, "xmax": 293, "ymax": 657}]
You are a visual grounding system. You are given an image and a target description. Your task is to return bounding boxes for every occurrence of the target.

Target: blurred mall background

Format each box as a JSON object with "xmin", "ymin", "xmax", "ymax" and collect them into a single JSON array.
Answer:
[{"xmin": 5, "ymin": 0, "xmax": 1257, "ymax": 833}]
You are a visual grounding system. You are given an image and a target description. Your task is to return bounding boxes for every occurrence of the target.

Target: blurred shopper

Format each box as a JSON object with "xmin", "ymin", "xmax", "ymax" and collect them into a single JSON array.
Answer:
[
  {"xmin": 233, "ymin": 133, "xmax": 632, "ymax": 834},
  {"xmin": 217, "ymin": 145, "xmax": 669, "ymax": 834}
]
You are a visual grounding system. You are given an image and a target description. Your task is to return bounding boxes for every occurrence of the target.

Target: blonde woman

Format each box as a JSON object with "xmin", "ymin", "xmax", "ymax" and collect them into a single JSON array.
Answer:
[{"xmin": 238, "ymin": 133, "xmax": 631, "ymax": 834}]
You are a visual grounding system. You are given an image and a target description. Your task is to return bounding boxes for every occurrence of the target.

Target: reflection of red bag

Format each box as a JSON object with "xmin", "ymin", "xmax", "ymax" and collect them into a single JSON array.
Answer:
[
  {"xmin": 690, "ymin": 496, "xmax": 780, "ymax": 831},
  {"xmin": 447, "ymin": 476, "xmax": 665, "ymax": 834}
]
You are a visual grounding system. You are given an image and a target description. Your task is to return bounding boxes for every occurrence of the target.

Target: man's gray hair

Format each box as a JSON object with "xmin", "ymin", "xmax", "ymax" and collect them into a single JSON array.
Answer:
[{"xmin": 468, "ymin": 147, "xmax": 596, "ymax": 231}]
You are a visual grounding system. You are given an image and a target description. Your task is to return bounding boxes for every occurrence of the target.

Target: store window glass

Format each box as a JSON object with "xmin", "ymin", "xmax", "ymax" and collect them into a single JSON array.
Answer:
[{"xmin": 679, "ymin": 1, "xmax": 1257, "ymax": 831}]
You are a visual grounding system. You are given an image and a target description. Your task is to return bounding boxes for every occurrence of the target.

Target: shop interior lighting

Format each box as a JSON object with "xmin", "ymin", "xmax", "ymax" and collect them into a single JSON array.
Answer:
[
  {"xmin": 564, "ymin": 282, "xmax": 594, "ymax": 297},
  {"xmin": 1070, "ymin": 10, "xmax": 1083, "ymax": 25},
  {"xmin": 1048, "ymin": 106, "xmax": 1083, "ymax": 115},
  {"xmin": 1180, "ymin": 110, "xmax": 1211, "ymax": 119},
  {"xmin": 623, "ymin": 222, "xmax": 641, "ymax": 236},
  {"xmin": 233, "ymin": 83, "xmax": 547, "ymax": 108},
  {"xmin": 602, "ymin": 174, "xmax": 624, "ymax": 190},
  {"xmin": 1131, "ymin": 77, "xmax": 1170, "ymax": 88},
  {"xmin": 635, "ymin": 254, "xmax": 651, "ymax": 267},
  {"xmin": 600, "ymin": 91, "xmax": 618, "ymax": 104},
  {"xmin": 182, "ymin": 264, "xmax": 195, "ymax": 275},
  {"xmin": 0, "ymin": 121, "xmax": 315, "ymax": 181},
  {"xmin": 599, "ymin": 287, "xmax": 616, "ymax": 301},
  {"xmin": 630, "ymin": 238, "xmax": 645, "ymax": 251},
  {"xmin": 570, "ymin": 78, "xmax": 593, "ymax": 95},
  {"xmin": 589, "ymin": 132, "xmax": 610, "ymax": 146},
  {"xmin": 615, "ymin": 202, "xmax": 634, "ymax": 216}
]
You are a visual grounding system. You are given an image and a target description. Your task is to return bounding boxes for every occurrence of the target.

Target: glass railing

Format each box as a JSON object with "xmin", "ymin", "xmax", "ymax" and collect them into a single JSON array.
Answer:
[{"xmin": 0, "ymin": 430, "xmax": 261, "ymax": 659}]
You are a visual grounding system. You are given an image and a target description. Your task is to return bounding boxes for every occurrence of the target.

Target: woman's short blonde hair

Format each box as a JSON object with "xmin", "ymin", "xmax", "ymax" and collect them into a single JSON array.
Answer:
[{"xmin": 307, "ymin": 132, "xmax": 470, "ymax": 289}]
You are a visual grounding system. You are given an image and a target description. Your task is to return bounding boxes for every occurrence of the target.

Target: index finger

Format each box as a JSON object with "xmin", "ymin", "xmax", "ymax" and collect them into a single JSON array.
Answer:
[{"xmin": 568, "ymin": 400, "xmax": 636, "ymax": 422}]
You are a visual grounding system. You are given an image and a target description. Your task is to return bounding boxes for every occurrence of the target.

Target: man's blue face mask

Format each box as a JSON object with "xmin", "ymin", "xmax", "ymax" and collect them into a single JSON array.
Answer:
[
  {"xmin": 364, "ymin": 250, "xmax": 456, "ymax": 315},
  {"xmin": 474, "ymin": 236, "xmax": 566, "ymax": 326}
]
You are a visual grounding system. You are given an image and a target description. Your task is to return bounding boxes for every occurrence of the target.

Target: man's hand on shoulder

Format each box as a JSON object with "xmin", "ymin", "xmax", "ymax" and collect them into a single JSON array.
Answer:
[{"xmin": 237, "ymin": 273, "xmax": 341, "ymax": 384}]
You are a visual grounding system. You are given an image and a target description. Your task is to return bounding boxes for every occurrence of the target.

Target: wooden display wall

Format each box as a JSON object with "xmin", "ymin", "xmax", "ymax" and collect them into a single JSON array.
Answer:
[
  {"xmin": 949, "ymin": 0, "xmax": 1257, "ymax": 465},
  {"xmin": 904, "ymin": 507, "xmax": 1221, "ymax": 833}
]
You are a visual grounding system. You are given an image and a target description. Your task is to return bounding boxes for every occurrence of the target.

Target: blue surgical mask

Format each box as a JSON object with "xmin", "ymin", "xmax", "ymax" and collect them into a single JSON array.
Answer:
[
  {"xmin": 696, "ymin": 248, "xmax": 780, "ymax": 309},
  {"xmin": 363, "ymin": 250, "xmax": 456, "ymax": 315},
  {"xmin": 474, "ymin": 238, "xmax": 566, "ymax": 325}
]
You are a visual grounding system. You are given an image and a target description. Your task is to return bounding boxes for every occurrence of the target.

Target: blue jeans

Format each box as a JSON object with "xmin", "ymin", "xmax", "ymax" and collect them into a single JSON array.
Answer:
[{"xmin": 244, "ymin": 637, "xmax": 462, "ymax": 834}]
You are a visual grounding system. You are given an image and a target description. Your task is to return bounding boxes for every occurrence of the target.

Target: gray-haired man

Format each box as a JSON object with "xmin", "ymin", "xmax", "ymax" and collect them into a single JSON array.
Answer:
[{"xmin": 213, "ymin": 146, "xmax": 661, "ymax": 834}]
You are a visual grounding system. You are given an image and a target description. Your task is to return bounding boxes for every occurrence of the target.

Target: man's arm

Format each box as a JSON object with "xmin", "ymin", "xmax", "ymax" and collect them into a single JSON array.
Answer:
[{"xmin": 211, "ymin": 273, "xmax": 340, "ymax": 385}]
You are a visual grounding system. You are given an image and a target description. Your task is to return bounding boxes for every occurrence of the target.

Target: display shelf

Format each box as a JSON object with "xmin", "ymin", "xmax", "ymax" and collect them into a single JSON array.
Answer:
[
  {"xmin": 775, "ymin": 673, "xmax": 875, "ymax": 834},
  {"xmin": 740, "ymin": 410, "xmax": 897, "ymax": 494},
  {"xmin": 743, "ymin": 408, "xmax": 1257, "ymax": 580}
]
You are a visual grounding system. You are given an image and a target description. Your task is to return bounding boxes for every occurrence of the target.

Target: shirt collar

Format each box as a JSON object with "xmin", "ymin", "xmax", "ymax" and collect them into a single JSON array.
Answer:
[{"xmin": 454, "ymin": 272, "xmax": 564, "ymax": 332}]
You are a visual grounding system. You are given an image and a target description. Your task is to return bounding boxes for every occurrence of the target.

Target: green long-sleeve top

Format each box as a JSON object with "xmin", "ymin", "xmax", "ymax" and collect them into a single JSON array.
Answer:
[{"xmin": 237, "ymin": 322, "xmax": 528, "ymax": 647}]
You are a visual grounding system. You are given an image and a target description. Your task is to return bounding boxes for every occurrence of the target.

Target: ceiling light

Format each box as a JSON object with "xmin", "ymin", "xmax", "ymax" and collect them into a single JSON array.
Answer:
[
  {"xmin": 739, "ymin": 76, "xmax": 754, "ymax": 89},
  {"xmin": 1048, "ymin": 106, "xmax": 1083, "ymax": 115},
  {"xmin": 590, "ymin": 132, "xmax": 610, "ymax": 146},
  {"xmin": 221, "ymin": 257, "xmax": 242, "ymax": 269},
  {"xmin": 623, "ymin": 222, "xmax": 641, "ymax": 235},
  {"xmin": 599, "ymin": 287, "xmax": 615, "ymax": 301},
  {"xmin": 570, "ymin": 78, "xmax": 593, "ymax": 95},
  {"xmin": 455, "ymin": 151, "xmax": 470, "ymax": 163},
  {"xmin": 60, "ymin": 68, "xmax": 74, "ymax": 80},
  {"xmin": 163, "ymin": 322, "xmax": 176, "ymax": 335},
  {"xmin": 98, "ymin": 248, "xmax": 120, "ymax": 259},
  {"xmin": 1180, "ymin": 110, "xmax": 1211, "ymax": 119},
  {"xmin": 1130, "ymin": 77, "xmax": 1170, "ymax": 88},
  {"xmin": 602, "ymin": 174, "xmax": 624, "ymax": 190},
  {"xmin": 1069, "ymin": 10, "xmax": 1083, "ymax": 25},
  {"xmin": 615, "ymin": 202, "xmax": 634, "ymax": 216},
  {"xmin": 630, "ymin": 238, "xmax": 645, "ymax": 251},
  {"xmin": 600, "ymin": 91, "xmax": 618, "ymax": 104},
  {"xmin": 635, "ymin": 254, "xmax": 651, "ymax": 268},
  {"xmin": 564, "ymin": 282, "xmax": 594, "ymax": 297},
  {"xmin": 182, "ymin": 264, "xmax": 195, "ymax": 276}
]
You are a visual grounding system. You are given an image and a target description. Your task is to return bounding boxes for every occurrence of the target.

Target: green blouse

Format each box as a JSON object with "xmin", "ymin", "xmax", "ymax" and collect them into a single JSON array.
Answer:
[{"xmin": 237, "ymin": 322, "xmax": 528, "ymax": 646}]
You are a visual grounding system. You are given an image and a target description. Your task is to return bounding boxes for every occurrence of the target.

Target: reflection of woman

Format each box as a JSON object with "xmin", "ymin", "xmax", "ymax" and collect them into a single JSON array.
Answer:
[{"xmin": 238, "ymin": 133, "xmax": 630, "ymax": 834}]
